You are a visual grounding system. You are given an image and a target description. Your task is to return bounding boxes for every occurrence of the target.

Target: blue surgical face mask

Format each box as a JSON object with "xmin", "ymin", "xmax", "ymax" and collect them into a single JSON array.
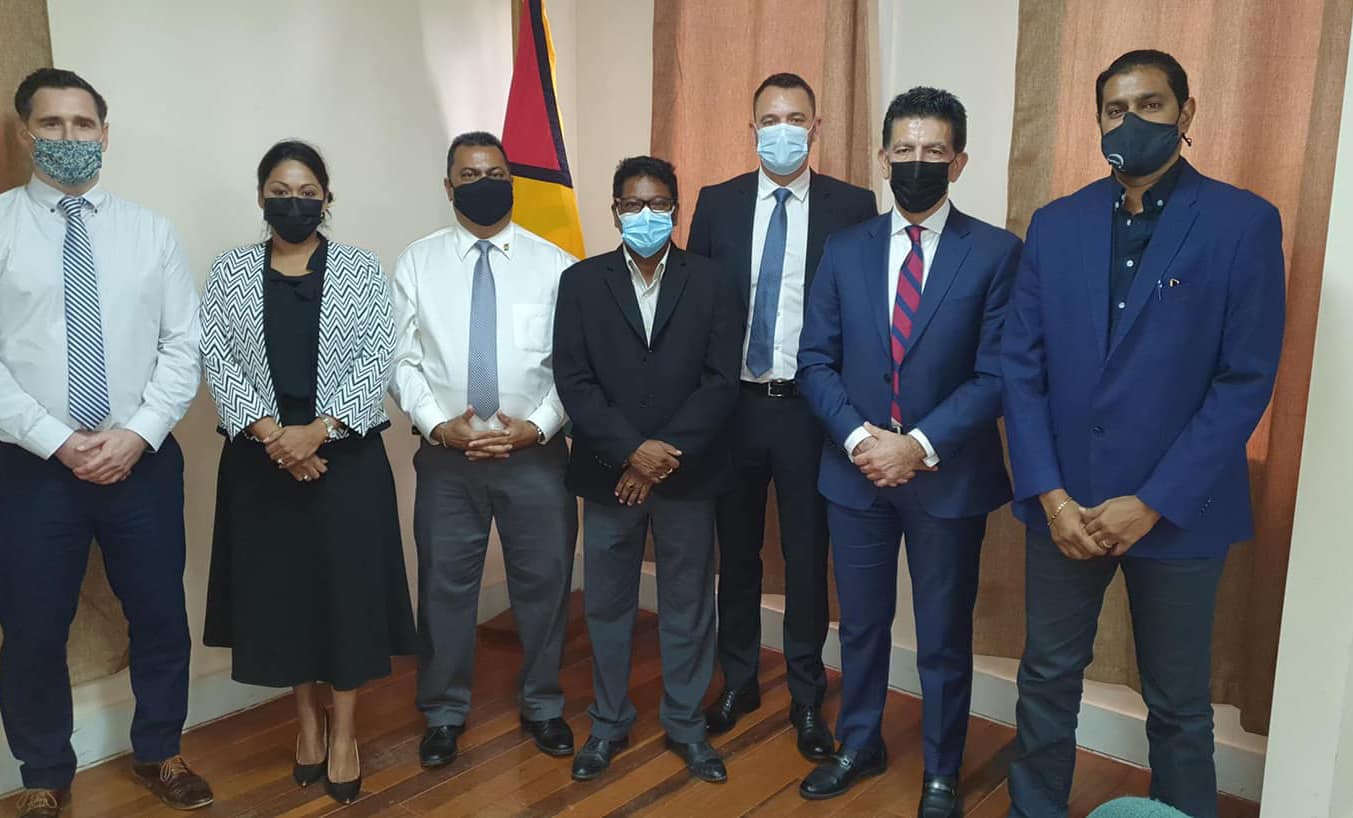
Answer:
[
  {"xmin": 756, "ymin": 123, "xmax": 810, "ymax": 176},
  {"xmin": 619, "ymin": 208, "xmax": 673, "ymax": 258},
  {"xmin": 30, "ymin": 135, "xmax": 103, "ymax": 187}
]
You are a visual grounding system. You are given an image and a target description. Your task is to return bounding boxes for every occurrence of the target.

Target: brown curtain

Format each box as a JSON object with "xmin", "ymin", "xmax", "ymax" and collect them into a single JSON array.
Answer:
[
  {"xmin": 650, "ymin": 0, "xmax": 873, "ymax": 605},
  {"xmin": 0, "ymin": 0, "xmax": 131, "ymax": 687},
  {"xmin": 978, "ymin": 0, "xmax": 1351, "ymax": 734}
]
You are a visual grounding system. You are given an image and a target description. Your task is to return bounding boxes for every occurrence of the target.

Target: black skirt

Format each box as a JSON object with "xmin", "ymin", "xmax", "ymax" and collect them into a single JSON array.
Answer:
[{"xmin": 203, "ymin": 432, "xmax": 418, "ymax": 690}]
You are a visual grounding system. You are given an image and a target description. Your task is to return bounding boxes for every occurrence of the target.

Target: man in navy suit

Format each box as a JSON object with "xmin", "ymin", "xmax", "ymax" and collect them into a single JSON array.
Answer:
[
  {"xmin": 797, "ymin": 88, "xmax": 1020, "ymax": 816},
  {"xmin": 686, "ymin": 72, "xmax": 876, "ymax": 759},
  {"xmin": 1002, "ymin": 51, "xmax": 1285, "ymax": 818}
]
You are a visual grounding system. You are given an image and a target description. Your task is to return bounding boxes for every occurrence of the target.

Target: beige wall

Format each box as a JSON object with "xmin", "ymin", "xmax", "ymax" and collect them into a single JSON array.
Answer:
[{"xmin": 1260, "ymin": 34, "xmax": 1353, "ymax": 818}]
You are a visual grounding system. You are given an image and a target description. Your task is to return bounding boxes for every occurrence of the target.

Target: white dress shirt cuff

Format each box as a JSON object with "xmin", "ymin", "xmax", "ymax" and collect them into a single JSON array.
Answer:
[
  {"xmin": 412, "ymin": 400, "xmax": 450, "ymax": 444},
  {"xmin": 24, "ymin": 415, "xmax": 75, "ymax": 461},
  {"xmin": 527, "ymin": 404, "xmax": 565, "ymax": 443},
  {"xmin": 908, "ymin": 427, "xmax": 941, "ymax": 468},
  {"xmin": 124, "ymin": 406, "xmax": 173, "ymax": 452},
  {"xmin": 844, "ymin": 426, "xmax": 872, "ymax": 463}
]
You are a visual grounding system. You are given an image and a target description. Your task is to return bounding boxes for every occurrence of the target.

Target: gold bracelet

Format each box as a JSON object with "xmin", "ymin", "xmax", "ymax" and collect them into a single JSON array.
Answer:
[{"xmin": 1047, "ymin": 498, "xmax": 1074, "ymax": 524}]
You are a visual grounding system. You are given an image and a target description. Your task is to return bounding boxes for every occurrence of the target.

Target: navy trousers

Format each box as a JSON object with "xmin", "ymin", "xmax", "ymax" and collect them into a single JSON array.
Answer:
[
  {"xmin": 0, "ymin": 438, "xmax": 191, "ymax": 790},
  {"xmin": 828, "ymin": 487, "xmax": 985, "ymax": 775}
]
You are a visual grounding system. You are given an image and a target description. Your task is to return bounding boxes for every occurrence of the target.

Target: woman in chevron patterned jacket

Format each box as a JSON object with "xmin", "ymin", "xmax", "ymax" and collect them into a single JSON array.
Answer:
[{"xmin": 199, "ymin": 140, "xmax": 417, "ymax": 806}]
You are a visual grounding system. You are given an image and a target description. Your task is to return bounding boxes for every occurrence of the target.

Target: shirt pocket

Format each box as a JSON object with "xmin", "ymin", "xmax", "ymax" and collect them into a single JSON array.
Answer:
[{"xmin": 512, "ymin": 303, "xmax": 554, "ymax": 353}]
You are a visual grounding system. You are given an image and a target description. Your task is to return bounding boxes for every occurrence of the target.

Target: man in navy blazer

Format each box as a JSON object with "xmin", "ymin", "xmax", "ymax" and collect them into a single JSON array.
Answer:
[
  {"xmin": 797, "ymin": 88, "xmax": 1020, "ymax": 815},
  {"xmin": 1001, "ymin": 51, "xmax": 1285, "ymax": 818},
  {"xmin": 686, "ymin": 72, "xmax": 876, "ymax": 759}
]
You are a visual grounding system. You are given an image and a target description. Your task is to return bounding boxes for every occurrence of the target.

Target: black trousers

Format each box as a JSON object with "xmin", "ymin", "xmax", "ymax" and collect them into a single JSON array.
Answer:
[
  {"xmin": 0, "ymin": 439, "xmax": 191, "ymax": 790},
  {"xmin": 1007, "ymin": 526, "xmax": 1226, "ymax": 818},
  {"xmin": 714, "ymin": 392, "xmax": 830, "ymax": 706}
]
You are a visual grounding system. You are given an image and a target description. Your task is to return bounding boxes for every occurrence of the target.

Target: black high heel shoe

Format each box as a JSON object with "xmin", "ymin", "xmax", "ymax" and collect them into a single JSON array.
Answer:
[
  {"xmin": 325, "ymin": 740, "xmax": 362, "ymax": 805},
  {"xmin": 292, "ymin": 714, "xmax": 328, "ymax": 788}
]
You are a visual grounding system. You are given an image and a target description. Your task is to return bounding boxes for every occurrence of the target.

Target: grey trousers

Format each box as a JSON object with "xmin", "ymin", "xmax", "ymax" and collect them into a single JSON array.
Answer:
[
  {"xmin": 582, "ymin": 494, "xmax": 717, "ymax": 744},
  {"xmin": 413, "ymin": 437, "xmax": 578, "ymax": 727}
]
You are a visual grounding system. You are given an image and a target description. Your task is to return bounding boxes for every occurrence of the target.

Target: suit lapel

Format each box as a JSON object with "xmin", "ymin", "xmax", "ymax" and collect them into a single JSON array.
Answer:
[
  {"xmin": 1080, "ymin": 181, "xmax": 1116, "ymax": 359},
  {"xmin": 734, "ymin": 174, "xmax": 758, "ymax": 311},
  {"xmin": 602, "ymin": 248, "xmax": 650, "ymax": 346},
  {"xmin": 864, "ymin": 214, "xmax": 893, "ymax": 357},
  {"xmin": 907, "ymin": 207, "xmax": 972, "ymax": 351},
  {"xmin": 1107, "ymin": 164, "xmax": 1201, "ymax": 358},
  {"xmin": 806, "ymin": 170, "xmax": 830, "ymax": 293},
  {"xmin": 651, "ymin": 248, "xmax": 690, "ymax": 341}
]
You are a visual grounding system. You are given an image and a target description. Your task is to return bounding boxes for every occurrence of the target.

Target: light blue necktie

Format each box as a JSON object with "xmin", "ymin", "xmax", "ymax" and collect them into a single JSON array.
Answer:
[
  {"xmin": 746, "ymin": 187, "xmax": 792, "ymax": 377},
  {"xmin": 466, "ymin": 239, "xmax": 499, "ymax": 420},
  {"xmin": 60, "ymin": 196, "xmax": 110, "ymax": 429}
]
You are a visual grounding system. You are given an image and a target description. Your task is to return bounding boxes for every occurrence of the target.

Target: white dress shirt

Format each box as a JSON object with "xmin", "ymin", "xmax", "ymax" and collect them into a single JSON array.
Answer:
[
  {"xmin": 623, "ymin": 245, "xmax": 670, "ymax": 341},
  {"xmin": 843, "ymin": 200, "xmax": 952, "ymax": 468},
  {"xmin": 743, "ymin": 168, "xmax": 810, "ymax": 382},
  {"xmin": 0, "ymin": 177, "xmax": 201, "ymax": 459},
  {"xmin": 391, "ymin": 220, "xmax": 573, "ymax": 441}
]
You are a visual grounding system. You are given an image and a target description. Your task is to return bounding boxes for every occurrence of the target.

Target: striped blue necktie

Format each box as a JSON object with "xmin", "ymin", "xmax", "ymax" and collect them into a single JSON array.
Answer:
[
  {"xmin": 466, "ymin": 239, "xmax": 499, "ymax": 420},
  {"xmin": 60, "ymin": 196, "xmax": 110, "ymax": 430},
  {"xmin": 746, "ymin": 187, "xmax": 792, "ymax": 377}
]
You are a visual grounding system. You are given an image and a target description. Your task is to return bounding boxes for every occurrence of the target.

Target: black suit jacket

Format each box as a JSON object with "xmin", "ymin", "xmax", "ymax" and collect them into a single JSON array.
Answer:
[
  {"xmin": 553, "ymin": 246, "xmax": 744, "ymax": 503},
  {"xmin": 686, "ymin": 170, "xmax": 878, "ymax": 320}
]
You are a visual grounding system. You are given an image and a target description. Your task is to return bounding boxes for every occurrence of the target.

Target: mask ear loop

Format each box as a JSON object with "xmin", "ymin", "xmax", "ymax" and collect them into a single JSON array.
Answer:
[{"xmin": 1181, "ymin": 133, "xmax": 1194, "ymax": 147}]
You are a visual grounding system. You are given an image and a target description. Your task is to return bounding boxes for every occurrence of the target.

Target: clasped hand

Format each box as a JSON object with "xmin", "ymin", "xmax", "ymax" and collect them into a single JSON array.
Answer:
[
  {"xmin": 55, "ymin": 429, "xmax": 149, "ymax": 485},
  {"xmin": 1042, "ymin": 491, "xmax": 1161, "ymax": 560},
  {"xmin": 433, "ymin": 407, "xmax": 539, "ymax": 461},
  {"xmin": 851, "ymin": 422, "xmax": 936, "ymax": 487},
  {"xmin": 615, "ymin": 439, "xmax": 682, "ymax": 506}
]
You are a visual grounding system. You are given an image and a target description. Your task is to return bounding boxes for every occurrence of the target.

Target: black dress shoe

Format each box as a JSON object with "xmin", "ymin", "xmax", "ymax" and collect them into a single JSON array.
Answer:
[
  {"xmin": 521, "ymin": 716, "xmax": 575, "ymax": 756},
  {"xmin": 789, "ymin": 702, "xmax": 835, "ymax": 761},
  {"xmin": 704, "ymin": 686, "xmax": 760, "ymax": 735},
  {"xmin": 799, "ymin": 746, "xmax": 887, "ymax": 800},
  {"xmin": 293, "ymin": 714, "xmax": 328, "ymax": 788},
  {"xmin": 419, "ymin": 725, "xmax": 463, "ymax": 769},
  {"xmin": 918, "ymin": 774, "xmax": 961, "ymax": 818},
  {"xmin": 665, "ymin": 737, "xmax": 728, "ymax": 783},
  {"xmin": 324, "ymin": 741, "xmax": 361, "ymax": 805},
  {"xmin": 571, "ymin": 735, "xmax": 628, "ymax": 781}
]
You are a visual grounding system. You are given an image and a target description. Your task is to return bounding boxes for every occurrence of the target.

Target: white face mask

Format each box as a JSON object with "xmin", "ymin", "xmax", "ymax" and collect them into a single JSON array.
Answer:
[{"xmin": 756, "ymin": 123, "xmax": 810, "ymax": 175}]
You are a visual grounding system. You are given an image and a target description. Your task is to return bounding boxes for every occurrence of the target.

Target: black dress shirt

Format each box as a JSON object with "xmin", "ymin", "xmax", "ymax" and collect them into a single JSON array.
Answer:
[
  {"xmin": 264, "ymin": 237, "xmax": 327, "ymax": 425},
  {"xmin": 1109, "ymin": 159, "xmax": 1184, "ymax": 334}
]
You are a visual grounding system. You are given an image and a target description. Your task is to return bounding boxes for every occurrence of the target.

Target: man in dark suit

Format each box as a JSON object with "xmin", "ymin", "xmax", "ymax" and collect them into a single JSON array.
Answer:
[
  {"xmin": 687, "ymin": 73, "xmax": 876, "ymax": 759},
  {"xmin": 1002, "ymin": 51, "xmax": 1285, "ymax": 818},
  {"xmin": 554, "ymin": 156, "xmax": 743, "ymax": 785},
  {"xmin": 797, "ymin": 88, "xmax": 1021, "ymax": 815}
]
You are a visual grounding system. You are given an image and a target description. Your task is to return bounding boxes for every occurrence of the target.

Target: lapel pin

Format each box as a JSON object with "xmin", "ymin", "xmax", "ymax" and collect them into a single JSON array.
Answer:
[{"xmin": 1168, "ymin": 278, "xmax": 1182, "ymax": 288}]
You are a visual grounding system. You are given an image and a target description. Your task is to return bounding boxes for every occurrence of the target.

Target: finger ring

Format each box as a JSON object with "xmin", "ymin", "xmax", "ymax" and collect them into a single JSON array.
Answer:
[
  {"xmin": 302, "ymin": 475, "xmax": 311, "ymax": 482},
  {"xmin": 276, "ymin": 457, "xmax": 285, "ymax": 465}
]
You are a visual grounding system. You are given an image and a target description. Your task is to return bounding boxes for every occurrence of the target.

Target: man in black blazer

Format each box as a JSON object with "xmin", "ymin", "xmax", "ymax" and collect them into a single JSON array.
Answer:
[
  {"xmin": 687, "ymin": 72, "xmax": 877, "ymax": 758},
  {"xmin": 554, "ymin": 156, "xmax": 743, "ymax": 785}
]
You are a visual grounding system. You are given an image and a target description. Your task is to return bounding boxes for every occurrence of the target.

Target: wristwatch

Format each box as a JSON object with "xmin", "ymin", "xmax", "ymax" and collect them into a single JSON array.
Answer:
[
  {"xmin": 527, "ymin": 420, "xmax": 546, "ymax": 445},
  {"xmin": 319, "ymin": 415, "xmax": 343, "ymax": 442}
]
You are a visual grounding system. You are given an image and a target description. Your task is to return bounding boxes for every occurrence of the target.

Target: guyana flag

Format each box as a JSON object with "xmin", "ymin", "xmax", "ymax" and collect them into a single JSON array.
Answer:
[{"xmin": 503, "ymin": 0, "xmax": 585, "ymax": 259}]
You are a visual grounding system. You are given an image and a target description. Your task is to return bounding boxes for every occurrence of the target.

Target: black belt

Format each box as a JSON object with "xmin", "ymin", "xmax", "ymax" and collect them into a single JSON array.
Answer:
[{"xmin": 740, "ymin": 379, "xmax": 798, "ymax": 398}]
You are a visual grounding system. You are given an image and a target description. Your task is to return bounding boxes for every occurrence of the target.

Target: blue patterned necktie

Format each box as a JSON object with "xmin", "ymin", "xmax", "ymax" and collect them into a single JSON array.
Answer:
[
  {"xmin": 466, "ymin": 239, "xmax": 499, "ymax": 420},
  {"xmin": 746, "ymin": 187, "xmax": 792, "ymax": 377},
  {"xmin": 60, "ymin": 196, "xmax": 110, "ymax": 429}
]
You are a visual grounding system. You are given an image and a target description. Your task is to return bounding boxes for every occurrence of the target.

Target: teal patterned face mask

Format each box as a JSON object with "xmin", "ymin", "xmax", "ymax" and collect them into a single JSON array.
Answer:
[{"xmin": 31, "ymin": 135, "xmax": 103, "ymax": 187}]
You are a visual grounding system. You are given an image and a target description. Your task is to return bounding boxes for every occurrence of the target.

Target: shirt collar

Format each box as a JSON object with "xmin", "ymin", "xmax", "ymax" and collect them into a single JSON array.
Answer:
[
  {"xmin": 891, "ymin": 197, "xmax": 951, "ymax": 238},
  {"xmin": 757, "ymin": 166, "xmax": 811, "ymax": 203},
  {"xmin": 623, "ymin": 245, "xmax": 669, "ymax": 290},
  {"xmin": 1115, "ymin": 158, "xmax": 1185, "ymax": 216},
  {"xmin": 451, "ymin": 218, "xmax": 515, "ymax": 261},
  {"xmin": 25, "ymin": 175, "xmax": 109, "ymax": 213}
]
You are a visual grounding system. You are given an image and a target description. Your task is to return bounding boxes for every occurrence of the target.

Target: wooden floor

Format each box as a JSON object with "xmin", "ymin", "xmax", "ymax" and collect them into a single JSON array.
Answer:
[{"xmin": 3, "ymin": 595, "xmax": 1260, "ymax": 818}]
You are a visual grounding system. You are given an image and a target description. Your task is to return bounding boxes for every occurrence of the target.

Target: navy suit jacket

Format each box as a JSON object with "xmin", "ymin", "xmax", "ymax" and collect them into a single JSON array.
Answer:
[
  {"xmin": 1001, "ymin": 161, "xmax": 1285, "ymax": 559},
  {"xmin": 798, "ymin": 206, "xmax": 1020, "ymax": 519}
]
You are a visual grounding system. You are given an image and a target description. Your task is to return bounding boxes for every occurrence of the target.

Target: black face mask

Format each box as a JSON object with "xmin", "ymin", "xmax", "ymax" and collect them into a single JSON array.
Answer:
[
  {"xmin": 889, "ymin": 160, "xmax": 951, "ymax": 214},
  {"xmin": 453, "ymin": 177, "xmax": 514, "ymax": 227},
  {"xmin": 263, "ymin": 196, "xmax": 324, "ymax": 244},
  {"xmin": 1101, "ymin": 112, "xmax": 1181, "ymax": 177}
]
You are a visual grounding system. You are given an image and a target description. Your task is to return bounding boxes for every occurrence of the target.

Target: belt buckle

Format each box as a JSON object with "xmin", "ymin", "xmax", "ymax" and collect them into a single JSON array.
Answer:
[
  {"xmin": 889, "ymin": 420, "xmax": 905, "ymax": 435},
  {"xmin": 766, "ymin": 379, "xmax": 794, "ymax": 398}
]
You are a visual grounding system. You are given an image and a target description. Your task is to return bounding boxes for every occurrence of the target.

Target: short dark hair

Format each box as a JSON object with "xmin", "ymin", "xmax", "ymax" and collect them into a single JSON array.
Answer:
[
  {"xmin": 447, "ymin": 131, "xmax": 509, "ymax": 174},
  {"xmin": 881, "ymin": 86, "xmax": 967, "ymax": 153},
  {"xmin": 753, "ymin": 72, "xmax": 816, "ymax": 114},
  {"xmin": 1096, "ymin": 49, "xmax": 1189, "ymax": 113},
  {"xmin": 257, "ymin": 140, "xmax": 332, "ymax": 200},
  {"xmin": 612, "ymin": 156, "xmax": 678, "ymax": 202},
  {"xmin": 14, "ymin": 67, "xmax": 108, "ymax": 122}
]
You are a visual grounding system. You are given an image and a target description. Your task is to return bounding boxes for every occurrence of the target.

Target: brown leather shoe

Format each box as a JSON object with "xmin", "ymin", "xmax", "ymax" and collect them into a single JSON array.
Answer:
[
  {"xmin": 14, "ymin": 788, "xmax": 69, "ymax": 818},
  {"xmin": 130, "ymin": 755, "xmax": 214, "ymax": 810}
]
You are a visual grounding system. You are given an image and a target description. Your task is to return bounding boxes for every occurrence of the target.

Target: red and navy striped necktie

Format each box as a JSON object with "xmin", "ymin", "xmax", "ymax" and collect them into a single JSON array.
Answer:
[{"xmin": 890, "ymin": 224, "xmax": 924, "ymax": 426}]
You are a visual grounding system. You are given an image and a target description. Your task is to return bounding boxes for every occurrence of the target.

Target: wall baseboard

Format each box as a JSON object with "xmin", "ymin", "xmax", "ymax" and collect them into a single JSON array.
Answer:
[{"xmin": 634, "ymin": 565, "xmax": 1266, "ymax": 802}]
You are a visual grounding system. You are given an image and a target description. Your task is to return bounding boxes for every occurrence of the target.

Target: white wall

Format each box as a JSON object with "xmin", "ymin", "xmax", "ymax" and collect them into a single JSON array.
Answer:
[
  {"xmin": 0, "ymin": 0, "xmax": 654, "ymax": 796},
  {"xmin": 1259, "ymin": 36, "xmax": 1353, "ymax": 818}
]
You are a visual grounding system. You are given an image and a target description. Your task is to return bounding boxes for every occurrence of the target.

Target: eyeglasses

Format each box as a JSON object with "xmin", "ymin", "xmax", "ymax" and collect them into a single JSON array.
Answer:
[{"xmin": 614, "ymin": 197, "xmax": 676, "ymax": 215}]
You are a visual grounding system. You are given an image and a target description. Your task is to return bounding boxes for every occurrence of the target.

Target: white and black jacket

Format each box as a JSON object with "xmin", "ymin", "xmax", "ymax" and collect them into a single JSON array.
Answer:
[{"xmin": 200, "ymin": 239, "xmax": 394, "ymax": 439}]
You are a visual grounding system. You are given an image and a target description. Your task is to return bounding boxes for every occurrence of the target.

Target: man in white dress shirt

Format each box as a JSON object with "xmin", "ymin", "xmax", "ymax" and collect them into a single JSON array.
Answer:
[
  {"xmin": 0, "ymin": 69, "xmax": 212, "ymax": 817},
  {"xmin": 391, "ymin": 131, "xmax": 579, "ymax": 768}
]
